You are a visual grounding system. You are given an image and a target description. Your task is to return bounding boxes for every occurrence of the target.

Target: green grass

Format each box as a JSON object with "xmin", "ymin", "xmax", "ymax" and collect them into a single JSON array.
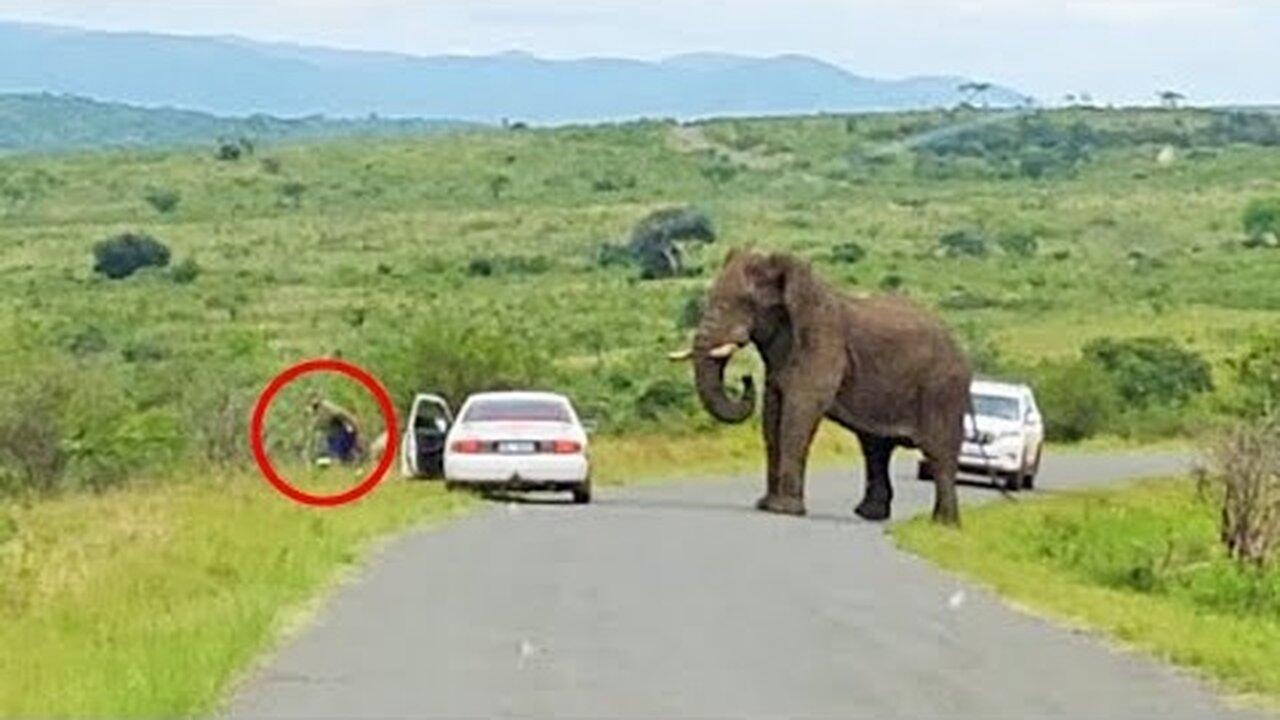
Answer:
[
  {"xmin": 0, "ymin": 474, "xmax": 474, "ymax": 717},
  {"xmin": 893, "ymin": 478, "xmax": 1280, "ymax": 708}
]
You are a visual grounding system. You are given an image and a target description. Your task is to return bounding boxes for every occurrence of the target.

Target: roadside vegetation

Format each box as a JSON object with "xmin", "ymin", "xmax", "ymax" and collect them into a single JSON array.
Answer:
[
  {"xmin": 895, "ymin": 414, "xmax": 1280, "ymax": 705},
  {"xmin": 3, "ymin": 105, "xmax": 1280, "ymax": 713}
]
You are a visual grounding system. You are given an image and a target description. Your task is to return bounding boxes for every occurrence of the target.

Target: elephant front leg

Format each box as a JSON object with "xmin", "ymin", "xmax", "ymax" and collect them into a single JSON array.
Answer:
[
  {"xmin": 760, "ymin": 394, "xmax": 826, "ymax": 517},
  {"xmin": 854, "ymin": 432, "xmax": 895, "ymax": 522},
  {"xmin": 755, "ymin": 384, "xmax": 783, "ymax": 512}
]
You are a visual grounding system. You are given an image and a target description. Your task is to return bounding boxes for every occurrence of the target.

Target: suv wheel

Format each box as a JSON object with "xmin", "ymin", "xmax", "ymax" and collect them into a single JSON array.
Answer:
[
  {"xmin": 572, "ymin": 480, "xmax": 592, "ymax": 505},
  {"xmin": 1023, "ymin": 450, "xmax": 1042, "ymax": 490}
]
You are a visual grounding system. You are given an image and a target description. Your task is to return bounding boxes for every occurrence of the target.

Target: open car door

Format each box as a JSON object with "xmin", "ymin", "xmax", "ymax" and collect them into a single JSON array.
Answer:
[{"xmin": 401, "ymin": 394, "xmax": 453, "ymax": 479}]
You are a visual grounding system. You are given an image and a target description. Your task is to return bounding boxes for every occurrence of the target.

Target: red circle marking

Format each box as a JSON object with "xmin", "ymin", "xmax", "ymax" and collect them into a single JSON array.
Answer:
[{"xmin": 249, "ymin": 358, "xmax": 399, "ymax": 508}]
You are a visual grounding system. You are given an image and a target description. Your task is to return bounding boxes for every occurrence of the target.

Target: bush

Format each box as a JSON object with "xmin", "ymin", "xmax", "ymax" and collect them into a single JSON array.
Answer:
[
  {"xmin": 830, "ymin": 242, "xmax": 867, "ymax": 265},
  {"xmin": 359, "ymin": 323, "xmax": 553, "ymax": 413},
  {"xmin": 169, "ymin": 257, "xmax": 201, "ymax": 284},
  {"xmin": 1232, "ymin": 332, "xmax": 1280, "ymax": 417},
  {"xmin": 466, "ymin": 257, "xmax": 495, "ymax": 277},
  {"xmin": 634, "ymin": 378, "xmax": 695, "ymax": 422},
  {"xmin": 1195, "ymin": 414, "xmax": 1280, "ymax": 569},
  {"xmin": 1243, "ymin": 198, "xmax": 1280, "ymax": 239},
  {"xmin": 595, "ymin": 242, "xmax": 632, "ymax": 269},
  {"xmin": 1082, "ymin": 336, "xmax": 1213, "ymax": 408},
  {"xmin": 879, "ymin": 273, "xmax": 905, "ymax": 291},
  {"xmin": 92, "ymin": 232, "xmax": 172, "ymax": 279},
  {"xmin": 143, "ymin": 187, "xmax": 182, "ymax": 214},
  {"xmin": 997, "ymin": 232, "xmax": 1039, "ymax": 258},
  {"xmin": 1031, "ymin": 359, "xmax": 1121, "ymax": 442},
  {"xmin": 215, "ymin": 137, "xmax": 253, "ymax": 161},
  {"xmin": 0, "ymin": 380, "xmax": 67, "ymax": 496},
  {"xmin": 938, "ymin": 230, "xmax": 988, "ymax": 258}
]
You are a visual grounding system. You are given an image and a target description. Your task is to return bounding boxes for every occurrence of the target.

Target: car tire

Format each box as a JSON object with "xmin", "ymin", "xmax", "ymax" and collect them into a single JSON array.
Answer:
[
  {"xmin": 1023, "ymin": 450, "xmax": 1042, "ymax": 490},
  {"xmin": 1003, "ymin": 469, "xmax": 1024, "ymax": 493},
  {"xmin": 572, "ymin": 481, "xmax": 592, "ymax": 505}
]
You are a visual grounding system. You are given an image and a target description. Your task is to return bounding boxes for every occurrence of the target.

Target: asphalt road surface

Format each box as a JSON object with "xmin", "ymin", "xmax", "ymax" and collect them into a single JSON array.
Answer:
[{"xmin": 225, "ymin": 451, "xmax": 1264, "ymax": 719}]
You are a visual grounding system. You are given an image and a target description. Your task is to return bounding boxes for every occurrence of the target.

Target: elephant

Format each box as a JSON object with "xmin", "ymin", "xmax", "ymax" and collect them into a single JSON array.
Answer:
[{"xmin": 668, "ymin": 248, "xmax": 972, "ymax": 525}]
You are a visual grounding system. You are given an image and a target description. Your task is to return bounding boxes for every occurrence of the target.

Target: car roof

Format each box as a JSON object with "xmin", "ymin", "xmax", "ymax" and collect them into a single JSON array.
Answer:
[
  {"xmin": 971, "ymin": 379, "xmax": 1032, "ymax": 397},
  {"xmin": 463, "ymin": 391, "xmax": 571, "ymax": 404}
]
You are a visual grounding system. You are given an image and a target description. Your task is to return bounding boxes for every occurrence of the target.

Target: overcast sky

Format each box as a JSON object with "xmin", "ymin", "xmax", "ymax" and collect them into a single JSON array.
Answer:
[{"xmin": 1, "ymin": 0, "xmax": 1273, "ymax": 105}]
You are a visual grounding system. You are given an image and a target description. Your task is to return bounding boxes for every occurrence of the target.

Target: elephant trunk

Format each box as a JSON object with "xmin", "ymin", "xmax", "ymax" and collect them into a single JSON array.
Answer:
[{"xmin": 693, "ymin": 350, "xmax": 756, "ymax": 424}]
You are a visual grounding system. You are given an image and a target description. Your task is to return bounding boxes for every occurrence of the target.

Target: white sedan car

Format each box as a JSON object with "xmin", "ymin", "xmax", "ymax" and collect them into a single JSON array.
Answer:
[{"xmin": 443, "ymin": 391, "xmax": 592, "ymax": 504}]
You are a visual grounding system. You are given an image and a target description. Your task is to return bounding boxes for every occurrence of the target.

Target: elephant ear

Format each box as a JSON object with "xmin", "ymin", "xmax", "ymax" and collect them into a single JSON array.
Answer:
[{"xmin": 750, "ymin": 253, "xmax": 824, "ymax": 348}]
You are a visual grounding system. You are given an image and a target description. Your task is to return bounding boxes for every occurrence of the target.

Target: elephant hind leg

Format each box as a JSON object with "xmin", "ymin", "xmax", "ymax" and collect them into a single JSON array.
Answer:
[
  {"xmin": 854, "ymin": 432, "xmax": 895, "ymax": 522},
  {"xmin": 924, "ymin": 448, "xmax": 961, "ymax": 526}
]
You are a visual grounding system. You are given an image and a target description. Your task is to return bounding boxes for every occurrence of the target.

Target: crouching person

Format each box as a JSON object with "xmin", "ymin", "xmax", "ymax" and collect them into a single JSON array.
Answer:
[{"xmin": 309, "ymin": 395, "xmax": 367, "ymax": 466}]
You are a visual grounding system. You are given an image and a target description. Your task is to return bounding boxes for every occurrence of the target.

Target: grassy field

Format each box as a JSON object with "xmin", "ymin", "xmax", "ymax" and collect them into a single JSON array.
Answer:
[
  {"xmin": 3, "ymin": 107, "xmax": 1280, "ymax": 715},
  {"xmin": 894, "ymin": 478, "xmax": 1280, "ymax": 708}
]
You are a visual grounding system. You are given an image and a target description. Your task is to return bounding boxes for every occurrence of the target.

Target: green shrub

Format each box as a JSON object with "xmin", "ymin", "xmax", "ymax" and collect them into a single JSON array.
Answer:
[
  {"xmin": 595, "ymin": 242, "xmax": 631, "ymax": 269},
  {"xmin": 169, "ymin": 257, "xmax": 201, "ymax": 284},
  {"xmin": 1243, "ymin": 198, "xmax": 1280, "ymax": 239},
  {"xmin": 92, "ymin": 232, "xmax": 171, "ymax": 280},
  {"xmin": 938, "ymin": 230, "xmax": 988, "ymax": 258},
  {"xmin": 1232, "ymin": 332, "xmax": 1280, "ymax": 417},
  {"xmin": 1031, "ymin": 359, "xmax": 1121, "ymax": 442},
  {"xmin": 1082, "ymin": 336, "xmax": 1213, "ymax": 408},
  {"xmin": 143, "ymin": 187, "xmax": 182, "ymax": 214},
  {"xmin": 358, "ymin": 323, "xmax": 554, "ymax": 413},
  {"xmin": 879, "ymin": 273, "xmax": 905, "ymax": 291},
  {"xmin": 466, "ymin": 257, "xmax": 495, "ymax": 277},
  {"xmin": 634, "ymin": 378, "xmax": 695, "ymax": 422},
  {"xmin": 998, "ymin": 232, "xmax": 1039, "ymax": 258},
  {"xmin": 830, "ymin": 242, "xmax": 867, "ymax": 265}
]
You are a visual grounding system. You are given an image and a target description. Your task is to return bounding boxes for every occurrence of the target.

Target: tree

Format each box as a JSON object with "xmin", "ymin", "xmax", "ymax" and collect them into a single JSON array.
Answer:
[
  {"xmin": 627, "ymin": 207, "xmax": 717, "ymax": 280},
  {"xmin": 958, "ymin": 81, "xmax": 994, "ymax": 108},
  {"xmin": 1158, "ymin": 90, "xmax": 1186, "ymax": 109}
]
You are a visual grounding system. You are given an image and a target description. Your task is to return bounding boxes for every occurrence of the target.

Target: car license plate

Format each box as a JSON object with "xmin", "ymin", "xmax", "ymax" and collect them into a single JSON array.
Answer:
[{"xmin": 498, "ymin": 442, "xmax": 536, "ymax": 454}]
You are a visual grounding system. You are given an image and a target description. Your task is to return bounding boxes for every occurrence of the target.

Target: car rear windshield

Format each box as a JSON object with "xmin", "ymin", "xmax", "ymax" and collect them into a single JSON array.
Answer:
[
  {"xmin": 973, "ymin": 394, "xmax": 1021, "ymax": 421},
  {"xmin": 462, "ymin": 399, "xmax": 571, "ymax": 423}
]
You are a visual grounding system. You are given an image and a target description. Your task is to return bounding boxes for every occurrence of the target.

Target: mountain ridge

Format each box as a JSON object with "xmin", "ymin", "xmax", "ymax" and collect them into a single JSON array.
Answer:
[{"xmin": 0, "ymin": 20, "xmax": 1029, "ymax": 123}]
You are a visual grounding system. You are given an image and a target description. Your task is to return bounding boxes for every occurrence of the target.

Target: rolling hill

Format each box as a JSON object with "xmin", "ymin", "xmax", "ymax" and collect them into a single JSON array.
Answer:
[
  {"xmin": 0, "ymin": 93, "xmax": 478, "ymax": 154},
  {"xmin": 0, "ymin": 21, "xmax": 1028, "ymax": 124}
]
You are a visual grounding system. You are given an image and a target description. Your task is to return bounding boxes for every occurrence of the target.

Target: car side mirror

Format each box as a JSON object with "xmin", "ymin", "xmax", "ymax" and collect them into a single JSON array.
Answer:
[{"xmin": 581, "ymin": 419, "xmax": 599, "ymax": 435}]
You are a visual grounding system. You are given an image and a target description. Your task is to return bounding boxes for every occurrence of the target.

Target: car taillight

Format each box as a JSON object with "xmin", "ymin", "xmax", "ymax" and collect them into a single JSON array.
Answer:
[
  {"xmin": 451, "ymin": 439, "xmax": 484, "ymax": 454},
  {"xmin": 550, "ymin": 440, "xmax": 582, "ymax": 454}
]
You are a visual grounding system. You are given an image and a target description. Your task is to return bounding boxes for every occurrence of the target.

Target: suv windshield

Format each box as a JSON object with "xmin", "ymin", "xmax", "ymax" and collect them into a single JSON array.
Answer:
[
  {"xmin": 973, "ymin": 394, "xmax": 1021, "ymax": 421},
  {"xmin": 463, "ymin": 398, "xmax": 571, "ymax": 423}
]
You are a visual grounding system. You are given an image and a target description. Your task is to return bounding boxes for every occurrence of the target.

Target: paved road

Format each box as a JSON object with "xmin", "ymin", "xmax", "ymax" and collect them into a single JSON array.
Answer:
[{"xmin": 226, "ymin": 451, "xmax": 1262, "ymax": 719}]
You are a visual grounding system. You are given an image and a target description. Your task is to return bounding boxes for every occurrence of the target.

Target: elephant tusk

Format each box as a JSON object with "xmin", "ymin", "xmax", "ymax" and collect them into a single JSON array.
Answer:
[
  {"xmin": 708, "ymin": 343, "xmax": 739, "ymax": 359},
  {"xmin": 667, "ymin": 349, "xmax": 694, "ymax": 362}
]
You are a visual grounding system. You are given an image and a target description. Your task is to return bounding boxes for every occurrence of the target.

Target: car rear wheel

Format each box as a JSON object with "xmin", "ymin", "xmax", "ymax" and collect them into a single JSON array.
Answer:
[{"xmin": 572, "ymin": 481, "xmax": 592, "ymax": 505}]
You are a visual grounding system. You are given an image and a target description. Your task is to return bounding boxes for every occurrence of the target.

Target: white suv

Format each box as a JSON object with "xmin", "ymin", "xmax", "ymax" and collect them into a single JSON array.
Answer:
[{"xmin": 921, "ymin": 379, "xmax": 1045, "ymax": 492}]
